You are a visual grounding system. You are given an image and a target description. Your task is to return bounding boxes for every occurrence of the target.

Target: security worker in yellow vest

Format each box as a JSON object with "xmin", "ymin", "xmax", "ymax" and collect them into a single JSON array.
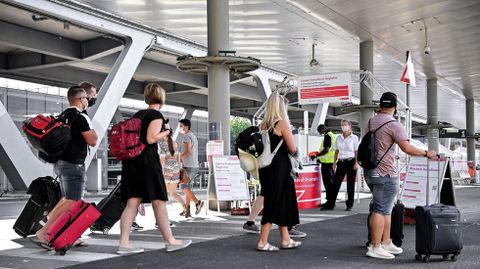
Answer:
[{"xmin": 313, "ymin": 124, "xmax": 337, "ymax": 210}]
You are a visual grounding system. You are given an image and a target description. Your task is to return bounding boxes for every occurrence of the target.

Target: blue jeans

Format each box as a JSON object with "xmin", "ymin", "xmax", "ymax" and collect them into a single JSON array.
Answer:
[
  {"xmin": 364, "ymin": 169, "xmax": 399, "ymax": 215},
  {"xmin": 180, "ymin": 167, "xmax": 198, "ymax": 190},
  {"xmin": 54, "ymin": 160, "xmax": 86, "ymax": 200}
]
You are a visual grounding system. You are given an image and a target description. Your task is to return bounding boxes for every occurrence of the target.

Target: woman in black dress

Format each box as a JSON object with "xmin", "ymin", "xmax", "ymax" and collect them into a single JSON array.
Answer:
[
  {"xmin": 118, "ymin": 83, "xmax": 191, "ymax": 254},
  {"xmin": 257, "ymin": 92, "xmax": 301, "ymax": 251}
]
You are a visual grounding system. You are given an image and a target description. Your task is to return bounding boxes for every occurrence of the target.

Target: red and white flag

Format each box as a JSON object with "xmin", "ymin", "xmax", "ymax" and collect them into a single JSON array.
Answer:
[{"xmin": 400, "ymin": 51, "xmax": 416, "ymax": 87}]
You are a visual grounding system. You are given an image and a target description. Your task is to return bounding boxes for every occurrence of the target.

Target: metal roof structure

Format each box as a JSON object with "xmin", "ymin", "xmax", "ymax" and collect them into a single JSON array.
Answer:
[{"xmin": 0, "ymin": 0, "xmax": 479, "ymax": 130}]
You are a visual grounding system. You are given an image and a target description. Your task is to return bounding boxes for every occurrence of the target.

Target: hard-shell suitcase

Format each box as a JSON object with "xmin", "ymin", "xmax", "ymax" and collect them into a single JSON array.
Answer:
[
  {"xmin": 13, "ymin": 197, "xmax": 47, "ymax": 237},
  {"xmin": 13, "ymin": 177, "xmax": 61, "ymax": 237},
  {"xmin": 366, "ymin": 200, "xmax": 404, "ymax": 247},
  {"xmin": 47, "ymin": 200, "xmax": 100, "ymax": 255},
  {"xmin": 415, "ymin": 204, "xmax": 462, "ymax": 262},
  {"xmin": 90, "ymin": 182, "xmax": 125, "ymax": 234}
]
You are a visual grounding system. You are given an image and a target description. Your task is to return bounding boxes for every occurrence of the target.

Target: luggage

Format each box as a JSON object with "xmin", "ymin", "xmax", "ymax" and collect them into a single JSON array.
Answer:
[
  {"xmin": 13, "ymin": 197, "xmax": 47, "ymax": 238},
  {"xmin": 47, "ymin": 200, "xmax": 101, "ymax": 255},
  {"xmin": 90, "ymin": 182, "xmax": 125, "ymax": 234},
  {"xmin": 13, "ymin": 176, "xmax": 61, "ymax": 237},
  {"xmin": 109, "ymin": 117, "xmax": 145, "ymax": 160},
  {"xmin": 366, "ymin": 200, "xmax": 405, "ymax": 247},
  {"xmin": 23, "ymin": 110, "xmax": 80, "ymax": 160},
  {"xmin": 415, "ymin": 204, "xmax": 462, "ymax": 262}
]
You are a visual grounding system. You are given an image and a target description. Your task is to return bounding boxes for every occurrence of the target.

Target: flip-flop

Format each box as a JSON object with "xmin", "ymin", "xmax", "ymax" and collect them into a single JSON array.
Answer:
[
  {"xmin": 280, "ymin": 239, "xmax": 302, "ymax": 249},
  {"xmin": 29, "ymin": 237, "xmax": 53, "ymax": 251},
  {"xmin": 256, "ymin": 242, "xmax": 279, "ymax": 252}
]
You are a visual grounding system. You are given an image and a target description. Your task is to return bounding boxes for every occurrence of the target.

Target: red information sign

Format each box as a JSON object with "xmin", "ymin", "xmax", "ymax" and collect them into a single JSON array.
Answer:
[{"xmin": 298, "ymin": 72, "xmax": 351, "ymax": 104}]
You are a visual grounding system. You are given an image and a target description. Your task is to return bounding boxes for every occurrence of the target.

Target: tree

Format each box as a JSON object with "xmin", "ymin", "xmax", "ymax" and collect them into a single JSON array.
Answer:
[{"xmin": 230, "ymin": 117, "xmax": 252, "ymax": 154}]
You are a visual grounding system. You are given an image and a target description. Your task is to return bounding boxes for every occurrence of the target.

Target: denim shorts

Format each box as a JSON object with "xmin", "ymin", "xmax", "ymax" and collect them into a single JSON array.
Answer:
[
  {"xmin": 179, "ymin": 167, "xmax": 198, "ymax": 190},
  {"xmin": 364, "ymin": 169, "xmax": 399, "ymax": 215},
  {"xmin": 54, "ymin": 160, "xmax": 86, "ymax": 200}
]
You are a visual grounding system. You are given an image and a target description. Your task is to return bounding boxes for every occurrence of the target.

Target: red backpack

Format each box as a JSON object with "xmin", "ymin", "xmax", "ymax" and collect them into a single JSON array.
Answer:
[{"xmin": 108, "ymin": 117, "xmax": 145, "ymax": 160}]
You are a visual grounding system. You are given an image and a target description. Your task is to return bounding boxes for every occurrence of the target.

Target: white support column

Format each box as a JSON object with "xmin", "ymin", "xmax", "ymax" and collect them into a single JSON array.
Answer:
[{"xmin": 309, "ymin": 103, "xmax": 329, "ymax": 135}]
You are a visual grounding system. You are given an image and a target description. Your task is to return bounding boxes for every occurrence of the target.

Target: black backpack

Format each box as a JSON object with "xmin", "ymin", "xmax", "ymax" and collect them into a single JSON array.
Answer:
[
  {"xmin": 357, "ymin": 119, "xmax": 396, "ymax": 169},
  {"xmin": 234, "ymin": 126, "xmax": 264, "ymax": 157}
]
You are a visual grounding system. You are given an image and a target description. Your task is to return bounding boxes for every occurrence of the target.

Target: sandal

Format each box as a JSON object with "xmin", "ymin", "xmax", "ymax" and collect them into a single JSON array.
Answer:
[
  {"xmin": 74, "ymin": 239, "xmax": 88, "ymax": 247},
  {"xmin": 256, "ymin": 242, "xmax": 279, "ymax": 252},
  {"xmin": 29, "ymin": 237, "xmax": 53, "ymax": 251},
  {"xmin": 281, "ymin": 239, "xmax": 302, "ymax": 249}
]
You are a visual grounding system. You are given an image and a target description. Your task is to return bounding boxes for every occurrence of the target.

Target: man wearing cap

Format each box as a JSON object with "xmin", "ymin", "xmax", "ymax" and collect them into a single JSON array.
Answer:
[
  {"xmin": 312, "ymin": 124, "xmax": 337, "ymax": 210},
  {"xmin": 365, "ymin": 92, "xmax": 437, "ymax": 260}
]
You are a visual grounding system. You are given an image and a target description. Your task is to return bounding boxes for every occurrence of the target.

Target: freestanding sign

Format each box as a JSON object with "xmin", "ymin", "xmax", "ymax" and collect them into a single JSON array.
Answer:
[
  {"xmin": 401, "ymin": 157, "xmax": 455, "ymax": 209},
  {"xmin": 211, "ymin": 156, "xmax": 250, "ymax": 201},
  {"xmin": 298, "ymin": 72, "xmax": 352, "ymax": 104}
]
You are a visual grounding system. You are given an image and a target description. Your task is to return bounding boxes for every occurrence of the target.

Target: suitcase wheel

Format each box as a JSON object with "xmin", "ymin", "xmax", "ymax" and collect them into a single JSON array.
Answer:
[
  {"xmin": 442, "ymin": 255, "xmax": 449, "ymax": 261},
  {"xmin": 415, "ymin": 254, "xmax": 422, "ymax": 261},
  {"xmin": 422, "ymin": 255, "xmax": 430, "ymax": 262},
  {"xmin": 102, "ymin": 227, "xmax": 110, "ymax": 235},
  {"xmin": 58, "ymin": 249, "xmax": 66, "ymax": 256},
  {"xmin": 451, "ymin": 254, "xmax": 458, "ymax": 261}
]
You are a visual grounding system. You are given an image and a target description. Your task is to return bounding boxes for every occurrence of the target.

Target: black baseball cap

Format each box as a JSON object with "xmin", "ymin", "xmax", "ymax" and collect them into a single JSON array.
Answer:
[{"xmin": 380, "ymin": 92, "xmax": 397, "ymax": 108}]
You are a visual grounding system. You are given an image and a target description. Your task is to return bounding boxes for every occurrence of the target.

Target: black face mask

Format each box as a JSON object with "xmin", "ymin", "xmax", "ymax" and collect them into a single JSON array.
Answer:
[
  {"xmin": 87, "ymin": 97, "xmax": 97, "ymax": 107},
  {"xmin": 394, "ymin": 108, "xmax": 398, "ymax": 116}
]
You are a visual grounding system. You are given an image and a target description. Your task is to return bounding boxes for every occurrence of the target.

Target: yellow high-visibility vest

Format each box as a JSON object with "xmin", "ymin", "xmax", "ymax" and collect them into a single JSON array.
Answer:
[{"xmin": 319, "ymin": 131, "xmax": 336, "ymax": 164}]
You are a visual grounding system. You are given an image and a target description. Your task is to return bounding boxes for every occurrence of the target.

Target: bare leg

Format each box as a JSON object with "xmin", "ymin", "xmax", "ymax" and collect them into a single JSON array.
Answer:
[
  {"xmin": 151, "ymin": 200, "xmax": 182, "ymax": 245},
  {"xmin": 369, "ymin": 212, "xmax": 385, "ymax": 247},
  {"xmin": 279, "ymin": 226, "xmax": 291, "ymax": 246},
  {"xmin": 182, "ymin": 188, "xmax": 199, "ymax": 207},
  {"xmin": 119, "ymin": 198, "xmax": 142, "ymax": 247},
  {"xmin": 382, "ymin": 215, "xmax": 392, "ymax": 244},
  {"xmin": 258, "ymin": 223, "xmax": 272, "ymax": 247},
  {"xmin": 167, "ymin": 183, "xmax": 185, "ymax": 208},
  {"xmin": 247, "ymin": 196, "xmax": 264, "ymax": 222},
  {"xmin": 36, "ymin": 198, "xmax": 76, "ymax": 242}
]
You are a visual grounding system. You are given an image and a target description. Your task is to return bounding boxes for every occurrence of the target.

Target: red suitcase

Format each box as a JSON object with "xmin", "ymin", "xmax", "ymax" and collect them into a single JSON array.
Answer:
[{"xmin": 47, "ymin": 200, "xmax": 101, "ymax": 255}]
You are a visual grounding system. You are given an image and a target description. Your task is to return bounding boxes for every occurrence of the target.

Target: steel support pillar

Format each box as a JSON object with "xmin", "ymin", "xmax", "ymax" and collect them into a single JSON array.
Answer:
[
  {"xmin": 309, "ymin": 103, "xmax": 329, "ymax": 135},
  {"xmin": 207, "ymin": 0, "xmax": 231, "ymax": 154},
  {"xmin": 427, "ymin": 78, "xmax": 439, "ymax": 152},
  {"xmin": 360, "ymin": 41, "xmax": 374, "ymax": 136},
  {"xmin": 466, "ymin": 98, "xmax": 476, "ymax": 164},
  {"xmin": 3, "ymin": 0, "xmax": 155, "ymax": 190}
]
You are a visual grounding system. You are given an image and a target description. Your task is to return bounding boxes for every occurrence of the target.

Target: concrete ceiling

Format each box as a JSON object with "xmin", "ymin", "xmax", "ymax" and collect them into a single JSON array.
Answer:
[{"xmin": 0, "ymin": 0, "xmax": 479, "ymax": 131}]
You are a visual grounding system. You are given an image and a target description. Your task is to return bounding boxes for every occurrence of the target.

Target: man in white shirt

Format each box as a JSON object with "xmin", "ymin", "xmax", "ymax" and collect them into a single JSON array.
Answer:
[{"xmin": 331, "ymin": 119, "xmax": 359, "ymax": 211}]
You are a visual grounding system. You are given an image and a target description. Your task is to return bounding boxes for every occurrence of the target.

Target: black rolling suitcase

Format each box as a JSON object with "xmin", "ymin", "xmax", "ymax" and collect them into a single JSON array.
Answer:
[
  {"xmin": 414, "ymin": 157, "xmax": 462, "ymax": 262},
  {"xmin": 90, "ymin": 182, "xmax": 125, "ymax": 234},
  {"xmin": 415, "ymin": 204, "xmax": 462, "ymax": 262},
  {"xmin": 13, "ymin": 176, "xmax": 61, "ymax": 237}
]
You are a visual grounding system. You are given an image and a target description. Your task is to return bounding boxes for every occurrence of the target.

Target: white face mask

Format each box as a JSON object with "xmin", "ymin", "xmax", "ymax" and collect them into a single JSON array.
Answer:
[{"xmin": 341, "ymin": 126, "xmax": 350, "ymax": 132}]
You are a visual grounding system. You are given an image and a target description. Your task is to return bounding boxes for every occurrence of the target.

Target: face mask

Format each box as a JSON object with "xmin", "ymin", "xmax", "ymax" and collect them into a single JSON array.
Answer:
[
  {"xmin": 87, "ymin": 97, "xmax": 96, "ymax": 107},
  {"xmin": 394, "ymin": 108, "xmax": 397, "ymax": 116},
  {"xmin": 341, "ymin": 126, "xmax": 350, "ymax": 132}
]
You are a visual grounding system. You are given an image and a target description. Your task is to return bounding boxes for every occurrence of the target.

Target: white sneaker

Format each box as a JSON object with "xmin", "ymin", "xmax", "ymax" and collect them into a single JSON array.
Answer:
[
  {"xmin": 381, "ymin": 241, "xmax": 403, "ymax": 255},
  {"xmin": 366, "ymin": 244, "xmax": 395, "ymax": 259}
]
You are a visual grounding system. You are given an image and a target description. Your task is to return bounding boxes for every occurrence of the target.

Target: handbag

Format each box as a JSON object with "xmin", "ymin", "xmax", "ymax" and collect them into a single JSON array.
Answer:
[{"xmin": 179, "ymin": 169, "xmax": 190, "ymax": 184}]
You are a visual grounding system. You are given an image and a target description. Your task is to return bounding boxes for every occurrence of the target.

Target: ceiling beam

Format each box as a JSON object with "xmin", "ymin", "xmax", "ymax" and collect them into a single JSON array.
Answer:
[{"xmin": 0, "ymin": 20, "xmax": 80, "ymax": 60}]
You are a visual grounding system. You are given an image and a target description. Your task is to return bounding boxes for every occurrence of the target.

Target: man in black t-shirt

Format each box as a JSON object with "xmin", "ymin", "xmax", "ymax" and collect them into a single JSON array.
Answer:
[{"xmin": 34, "ymin": 86, "xmax": 97, "ymax": 249}]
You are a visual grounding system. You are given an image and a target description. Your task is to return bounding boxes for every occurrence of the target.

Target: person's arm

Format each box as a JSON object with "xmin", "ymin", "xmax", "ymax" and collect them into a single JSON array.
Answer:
[
  {"xmin": 317, "ymin": 134, "xmax": 331, "ymax": 156},
  {"xmin": 181, "ymin": 141, "xmax": 192, "ymax": 161},
  {"xmin": 79, "ymin": 115, "xmax": 97, "ymax": 146},
  {"xmin": 146, "ymin": 118, "xmax": 171, "ymax": 144},
  {"xmin": 398, "ymin": 140, "xmax": 436, "ymax": 158},
  {"xmin": 333, "ymin": 149, "xmax": 339, "ymax": 170},
  {"xmin": 276, "ymin": 120, "xmax": 296, "ymax": 154},
  {"xmin": 82, "ymin": 130, "xmax": 97, "ymax": 146}
]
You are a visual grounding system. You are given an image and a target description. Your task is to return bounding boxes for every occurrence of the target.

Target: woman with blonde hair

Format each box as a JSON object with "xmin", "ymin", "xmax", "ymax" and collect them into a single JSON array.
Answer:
[
  {"xmin": 118, "ymin": 83, "xmax": 191, "ymax": 254},
  {"xmin": 256, "ymin": 91, "xmax": 301, "ymax": 251}
]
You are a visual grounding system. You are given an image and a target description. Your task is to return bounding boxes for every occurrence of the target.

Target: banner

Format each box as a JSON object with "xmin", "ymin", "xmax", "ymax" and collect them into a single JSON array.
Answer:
[
  {"xmin": 298, "ymin": 72, "xmax": 351, "ymax": 104},
  {"xmin": 400, "ymin": 51, "xmax": 416, "ymax": 87}
]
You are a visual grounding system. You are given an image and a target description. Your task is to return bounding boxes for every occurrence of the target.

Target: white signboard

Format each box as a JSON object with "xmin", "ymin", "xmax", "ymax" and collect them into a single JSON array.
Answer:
[
  {"xmin": 298, "ymin": 72, "xmax": 351, "ymax": 104},
  {"xmin": 207, "ymin": 140, "xmax": 224, "ymax": 164},
  {"xmin": 211, "ymin": 156, "xmax": 250, "ymax": 201},
  {"xmin": 401, "ymin": 157, "xmax": 448, "ymax": 209}
]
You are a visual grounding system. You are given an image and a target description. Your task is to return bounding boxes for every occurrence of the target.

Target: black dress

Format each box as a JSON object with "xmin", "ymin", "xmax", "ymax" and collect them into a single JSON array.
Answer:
[
  {"xmin": 121, "ymin": 109, "xmax": 168, "ymax": 203},
  {"xmin": 259, "ymin": 131, "xmax": 300, "ymax": 227}
]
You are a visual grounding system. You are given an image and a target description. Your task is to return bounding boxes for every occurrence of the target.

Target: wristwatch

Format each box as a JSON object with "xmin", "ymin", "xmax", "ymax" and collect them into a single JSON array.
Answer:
[{"xmin": 424, "ymin": 150, "xmax": 428, "ymax": 157}]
